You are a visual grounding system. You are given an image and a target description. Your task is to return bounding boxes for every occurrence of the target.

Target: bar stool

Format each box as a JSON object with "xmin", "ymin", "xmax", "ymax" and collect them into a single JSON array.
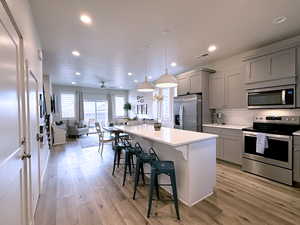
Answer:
[
  {"xmin": 147, "ymin": 160, "xmax": 180, "ymax": 220},
  {"xmin": 133, "ymin": 147, "xmax": 159, "ymax": 200},
  {"xmin": 112, "ymin": 141, "xmax": 125, "ymax": 176},
  {"xmin": 112, "ymin": 134, "xmax": 130, "ymax": 175},
  {"xmin": 121, "ymin": 138, "xmax": 143, "ymax": 186}
]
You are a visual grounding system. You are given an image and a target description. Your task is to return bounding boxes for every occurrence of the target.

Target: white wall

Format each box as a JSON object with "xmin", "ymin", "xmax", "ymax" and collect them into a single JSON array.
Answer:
[
  {"xmin": 7, "ymin": 0, "xmax": 43, "ymax": 88},
  {"xmin": 128, "ymin": 89, "xmax": 154, "ymax": 119}
]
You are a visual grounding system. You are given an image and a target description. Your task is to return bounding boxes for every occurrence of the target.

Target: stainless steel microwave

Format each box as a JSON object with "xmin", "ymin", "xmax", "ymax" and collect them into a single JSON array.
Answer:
[{"xmin": 247, "ymin": 85, "xmax": 295, "ymax": 109}]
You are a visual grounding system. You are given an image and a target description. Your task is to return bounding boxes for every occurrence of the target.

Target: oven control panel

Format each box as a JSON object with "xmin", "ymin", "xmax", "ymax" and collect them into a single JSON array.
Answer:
[{"xmin": 254, "ymin": 116, "xmax": 300, "ymax": 124}]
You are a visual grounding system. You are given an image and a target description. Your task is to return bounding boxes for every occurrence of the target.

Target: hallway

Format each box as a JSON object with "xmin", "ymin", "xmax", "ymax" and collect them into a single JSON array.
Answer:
[{"xmin": 35, "ymin": 137, "xmax": 300, "ymax": 225}]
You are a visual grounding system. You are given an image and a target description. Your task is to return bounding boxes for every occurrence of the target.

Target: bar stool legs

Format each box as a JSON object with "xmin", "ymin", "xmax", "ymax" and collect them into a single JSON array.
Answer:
[
  {"xmin": 147, "ymin": 170, "xmax": 156, "ymax": 218},
  {"xmin": 133, "ymin": 157, "xmax": 147, "ymax": 200},
  {"xmin": 147, "ymin": 162, "xmax": 180, "ymax": 220},
  {"xmin": 122, "ymin": 151, "xmax": 133, "ymax": 186},
  {"xmin": 112, "ymin": 146, "xmax": 122, "ymax": 175},
  {"xmin": 170, "ymin": 170, "xmax": 180, "ymax": 220}
]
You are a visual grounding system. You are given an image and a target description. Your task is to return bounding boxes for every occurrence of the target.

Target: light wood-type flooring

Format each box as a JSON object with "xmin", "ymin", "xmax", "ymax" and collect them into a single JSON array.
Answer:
[{"xmin": 35, "ymin": 136, "xmax": 300, "ymax": 225}]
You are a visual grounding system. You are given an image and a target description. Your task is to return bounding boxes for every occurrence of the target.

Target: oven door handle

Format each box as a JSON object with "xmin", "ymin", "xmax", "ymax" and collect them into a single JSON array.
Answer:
[{"xmin": 243, "ymin": 131, "xmax": 291, "ymax": 141}]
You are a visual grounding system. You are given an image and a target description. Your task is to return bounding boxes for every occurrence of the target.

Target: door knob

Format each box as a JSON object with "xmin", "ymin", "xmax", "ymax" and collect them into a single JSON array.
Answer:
[
  {"xmin": 36, "ymin": 133, "xmax": 41, "ymax": 141},
  {"xmin": 21, "ymin": 153, "xmax": 32, "ymax": 160}
]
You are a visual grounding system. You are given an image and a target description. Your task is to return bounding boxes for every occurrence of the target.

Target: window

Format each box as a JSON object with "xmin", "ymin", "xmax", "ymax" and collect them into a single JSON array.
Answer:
[
  {"xmin": 115, "ymin": 96, "xmax": 125, "ymax": 117},
  {"xmin": 61, "ymin": 93, "xmax": 75, "ymax": 118},
  {"xmin": 161, "ymin": 88, "xmax": 171, "ymax": 121},
  {"xmin": 83, "ymin": 101, "xmax": 108, "ymax": 125}
]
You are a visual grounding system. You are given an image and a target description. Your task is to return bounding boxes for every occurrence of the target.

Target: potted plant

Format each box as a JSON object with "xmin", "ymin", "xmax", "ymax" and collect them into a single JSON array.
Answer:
[{"xmin": 123, "ymin": 102, "xmax": 132, "ymax": 117}]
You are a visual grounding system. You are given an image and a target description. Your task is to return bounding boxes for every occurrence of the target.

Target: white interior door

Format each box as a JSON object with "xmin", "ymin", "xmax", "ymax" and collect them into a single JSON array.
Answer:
[
  {"xmin": 26, "ymin": 66, "xmax": 40, "ymax": 217},
  {"xmin": 0, "ymin": 2, "xmax": 25, "ymax": 225}
]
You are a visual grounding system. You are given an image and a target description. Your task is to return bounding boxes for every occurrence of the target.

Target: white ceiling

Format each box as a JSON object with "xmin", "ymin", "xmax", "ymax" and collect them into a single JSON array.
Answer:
[{"xmin": 29, "ymin": 0, "xmax": 300, "ymax": 89}]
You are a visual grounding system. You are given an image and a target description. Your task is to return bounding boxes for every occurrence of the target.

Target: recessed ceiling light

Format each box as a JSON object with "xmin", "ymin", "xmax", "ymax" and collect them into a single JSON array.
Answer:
[
  {"xmin": 134, "ymin": 79, "xmax": 138, "ymax": 83},
  {"xmin": 208, "ymin": 45, "xmax": 217, "ymax": 52},
  {"xmin": 75, "ymin": 72, "xmax": 81, "ymax": 76},
  {"xmin": 72, "ymin": 50, "xmax": 80, "ymax": 56},
  {"xmin": 148, "ymin": 76, "xmax": 152, "ymax": 79},
  {"xmin": 170, "ymin": 62, "xmax": 177, "ymax": 67},
  {"xmin": 80, "ymin": 14, "xmax": 92, "ymax": 25},
  {"xmin": 71, "ymin": 82, "xmax": 76, "ymax": 85},
  {"xmin": 128, "ymin": 72, "xmax": 133, "ymax": 76},
  {"xmin": 273, "ymin": 16, "xmax": 287, "ymax": 24}
]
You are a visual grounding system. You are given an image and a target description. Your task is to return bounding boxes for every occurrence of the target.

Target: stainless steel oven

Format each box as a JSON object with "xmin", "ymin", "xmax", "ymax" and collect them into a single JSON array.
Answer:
[
  {"xmin": 242, "ymin": 115, "xmax": 300, "ymax": 185},
  {"xmin": 247, "ymin": 85, "xmax": 295, "ymax": 109},
  {"xmin": 243, "ymin": 131, "xmax": 292, "ymax": 169}
]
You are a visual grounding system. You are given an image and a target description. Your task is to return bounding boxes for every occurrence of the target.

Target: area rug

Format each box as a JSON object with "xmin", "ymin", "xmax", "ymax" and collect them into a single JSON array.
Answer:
[{"xmin": 79, "ymin": 133, "xmax": 113, "ymax": 149}]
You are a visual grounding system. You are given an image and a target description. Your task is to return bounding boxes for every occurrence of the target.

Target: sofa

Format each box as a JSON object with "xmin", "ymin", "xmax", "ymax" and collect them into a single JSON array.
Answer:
[{"xmin": 66, "ymin": 120, "xmax": 89, "ymax": 137}]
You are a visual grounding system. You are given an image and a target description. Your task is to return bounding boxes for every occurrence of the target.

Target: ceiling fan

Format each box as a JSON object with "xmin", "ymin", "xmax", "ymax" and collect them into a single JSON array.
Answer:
[{"xmin": 99, "ymin": 80, "xmax": 116, "ymax": 89}]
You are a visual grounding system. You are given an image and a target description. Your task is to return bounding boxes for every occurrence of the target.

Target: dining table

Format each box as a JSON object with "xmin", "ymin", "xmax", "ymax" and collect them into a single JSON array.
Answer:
[{"xmin": 102, "ymin": 126, "xmax": 123, "ymax": 145}]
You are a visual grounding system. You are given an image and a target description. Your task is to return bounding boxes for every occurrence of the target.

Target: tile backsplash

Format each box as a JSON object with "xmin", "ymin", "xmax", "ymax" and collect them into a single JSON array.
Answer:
[{"xmin": 216, "ymin": 108, "xmax": 300, "ymax": 126}]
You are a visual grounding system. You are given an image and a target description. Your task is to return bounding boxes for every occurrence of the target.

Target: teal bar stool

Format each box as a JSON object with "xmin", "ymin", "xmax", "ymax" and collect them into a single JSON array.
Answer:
[
  {"xmin": 133, "ymin": 147, "xmax": 158, "ymax": 200},
  {"xmin": 147, "ymin": 159, "xmax": 180, "ymax": 220},
  {"xmin": 112, "ymin": 140, "xmax": 125, "ymax": 175},
  {"xmin": 121, "ymin": 138, "xmax": 142, "ymax": 186}
]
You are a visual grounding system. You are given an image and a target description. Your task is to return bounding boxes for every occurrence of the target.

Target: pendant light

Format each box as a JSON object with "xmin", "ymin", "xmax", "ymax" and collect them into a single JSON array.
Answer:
[
  {"xmin": 155, "ymin": 31, "xmax": 178, "ymax": 88},
  {"xmin": 137, "ymin": 46, "xmax": 154, "ymax": 92}
]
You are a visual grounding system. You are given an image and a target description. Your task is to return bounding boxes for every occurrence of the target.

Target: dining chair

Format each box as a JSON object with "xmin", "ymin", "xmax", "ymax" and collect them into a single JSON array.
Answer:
[{"xmin": 95, "ymin": 122, "xmax": 105, "ymax": 156}]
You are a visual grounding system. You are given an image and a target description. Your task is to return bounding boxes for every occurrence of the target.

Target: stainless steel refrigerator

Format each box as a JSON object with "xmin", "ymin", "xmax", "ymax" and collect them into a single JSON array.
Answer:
[{"xmin": 174, "ymin": 94, "xmax": 202, "ymax": 132}]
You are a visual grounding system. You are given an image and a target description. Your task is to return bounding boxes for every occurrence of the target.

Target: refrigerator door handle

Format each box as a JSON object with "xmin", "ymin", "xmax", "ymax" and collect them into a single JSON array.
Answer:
[{"xmin": 179, "ymin": 104, "xmax": 184, "ymax": 129}]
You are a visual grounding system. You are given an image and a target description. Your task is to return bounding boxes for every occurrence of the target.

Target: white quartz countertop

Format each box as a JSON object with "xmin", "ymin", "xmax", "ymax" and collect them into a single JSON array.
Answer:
[
  {"xmin": 203, "ymin": 123, "xmax": 248, "ymax": 130},
  {"xmin": 115, "ymin": 124, "xmax": 218, "ymax": 147}
]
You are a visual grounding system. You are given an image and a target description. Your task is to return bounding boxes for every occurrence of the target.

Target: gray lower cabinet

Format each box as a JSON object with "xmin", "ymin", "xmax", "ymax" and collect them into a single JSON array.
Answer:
[
  {"xmin": 203, "ymin": 126, "xmax": 242, "ymax": 165},
  {"xmin": 222, "ymin": 135, "xmax": 242, "ymax": 165},
  {"xmin": 216, "ymin": 136, "xmax": 223, "ymax": 159},
  {"xmin": 293, "ymin": 138, "xmax": 300, "ymax": 182}
]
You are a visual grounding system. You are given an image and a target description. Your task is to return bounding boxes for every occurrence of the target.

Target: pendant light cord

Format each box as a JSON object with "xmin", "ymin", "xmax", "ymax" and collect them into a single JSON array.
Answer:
[
  {"xmin": 164, "ymin": 32, "xmax": 168, "ymax": 74},
  {"xmin": 145, "ymin": 46, "xmax": 148, "ymax": 82}
]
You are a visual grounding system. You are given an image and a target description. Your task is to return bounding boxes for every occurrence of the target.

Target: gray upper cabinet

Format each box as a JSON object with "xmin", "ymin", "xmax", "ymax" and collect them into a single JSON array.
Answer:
[
  {"xmin": 245, "ymin": 56, "xmax": 269, "ymax": 84},
  {"xmin": 244, "ymin": 48, "xmax": 296, "ymax": 89},
  {"xmin": 269, "ymin": 48, "xmax": 296, "ymax": 80},
  {"xmin": 209, "ymin": 73, "xmax": 225, "ymax": 109},
  {"xmin": 225, "ymin": 71, "xmax": 246, "ymax": 108},
  {"xmin": 177, "ymin": 76, "xmax": 190, "ymax": 96},
  {"xmin": 209, "ymin": 69, "xmax": 245, "ymax": 109},
  {"xmin": 177, "ymin": 69, "xmax": 213, "ymax": 96},
  {"xmin": 190, "ymin": 73, "xmax": 202, "ymax": 94}
]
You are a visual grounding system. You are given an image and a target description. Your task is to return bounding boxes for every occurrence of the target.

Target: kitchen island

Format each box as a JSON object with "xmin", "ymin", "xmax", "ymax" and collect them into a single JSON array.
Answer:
[{"xmin": 116, "ymin": 124, "xmax": 218, "ymax": 207}]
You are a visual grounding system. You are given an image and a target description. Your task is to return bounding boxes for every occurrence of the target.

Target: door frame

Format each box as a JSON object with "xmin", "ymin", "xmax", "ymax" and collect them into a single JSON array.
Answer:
[
  {"xmin": 25, "ymin": 60, "xmax": 41, "ymax": 221},
  {"xmin": 0, "ymin": 0, "xmax": 28, "ymax": 225}
]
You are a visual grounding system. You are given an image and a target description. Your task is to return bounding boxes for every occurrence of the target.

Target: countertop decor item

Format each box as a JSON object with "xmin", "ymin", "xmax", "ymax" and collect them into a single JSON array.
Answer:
[
  {"xmin": 153, "ymin": 94, "xmax": 163, "ymax": 130},
  {"xmin": 154, "ymin": 122, "xmax": 162, "ymax": 131}
]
